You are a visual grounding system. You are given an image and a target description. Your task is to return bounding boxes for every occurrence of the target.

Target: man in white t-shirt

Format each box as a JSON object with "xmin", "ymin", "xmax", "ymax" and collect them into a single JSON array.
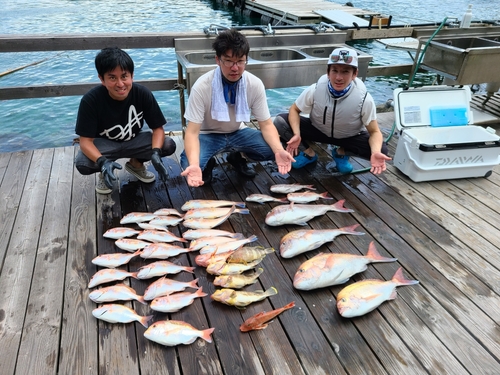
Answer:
[
  {"xmin": 180, "ymin": 29, "xmax": 294, "ymax": 187},
  {"xmin": 273, "ymin": 47, "xmax": 391, "ymax": 175}
]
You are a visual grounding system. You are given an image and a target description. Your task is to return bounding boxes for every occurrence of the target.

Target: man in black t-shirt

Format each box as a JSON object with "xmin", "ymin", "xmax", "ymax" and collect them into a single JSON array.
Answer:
[{"xmin": 74, "ymin": 47, "xmax": 176, "ymax": 194}]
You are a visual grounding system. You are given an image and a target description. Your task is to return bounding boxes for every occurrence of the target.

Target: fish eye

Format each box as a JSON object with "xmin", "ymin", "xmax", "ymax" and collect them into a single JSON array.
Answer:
[
  {"xmin": 298, "ymin": 268, "xmax": 305, "ymax": 273},
  {"xmin": 340, "ymin": 298, "xmax": 346, "ymax": 302}
]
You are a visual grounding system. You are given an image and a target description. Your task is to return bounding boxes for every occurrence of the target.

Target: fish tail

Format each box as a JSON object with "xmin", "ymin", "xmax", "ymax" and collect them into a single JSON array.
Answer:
[
  {"xmin": 392, "ymin": 267, "xmax": 419, "ymax": 286},
  {"xmin": 200, "ymin": 327, "xmax": 215, "ymax": 343},
  {"xmin": 331, "ymin": 199, "xmax": 354, "ymax": 213},
  {"xmin": 235, "ymin": 202, "xmax": 246, "ymax": 208},
  {"xmin": 339, "ymin": 223, "xmax": 365, "ymax": 236},
  {"xmin": 366, "ymin": 241, "xmax": 398, "ymax": 263},
  {"xmin": 247, "ymin": 234, "xmax": 259, "ymax": 243},
  {"xmin": 278, "ymin": 197, "xmax": 289, "ymax": 202},
  {"xmin": 130, "ymin": 272, "xmax": 139, "ymax": 279},
  {"xmin": 136, "ymin": 295, "xmax": 148, "ymax": 305},
  {"xmin": 282, "ymin": 301, "xmax": 296, "ymax": 310},
  {"xmin": 189, "ymin": 278, "xmax": 200, "ymax": 288},
  {"xmin": 265, "ymin": 287, "xmax": 278, "ymax": 296},
  {"xmin": 196, "ymin": 287, "xmax": 208, "ymax": 298},
  {"xmin": 306, "ymin": 185, "xmax": 316, "ymax": 190},
  {"xmin": 236, "ymin": 208, "xmax": 250, "ymax": 214},
  {"xmin": 253, "ymin": 268, "xmax": 264, "ymax": 277},
  {"xmin": 186, "ymin": 266, "xmax": 196, "ymax": 273},
  {"xmin": 139, "ymin": 315, "xmax": 154, "ymax": 328},
  {"xmin": 320, "ymin": 192, "xmax": 333, "ymax": 199}
]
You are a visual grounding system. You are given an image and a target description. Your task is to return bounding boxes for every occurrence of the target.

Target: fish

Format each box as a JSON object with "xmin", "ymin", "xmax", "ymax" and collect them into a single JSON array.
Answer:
[
  {"xmin": 227, "ymin": 246, "xmax": 275, "ymax": 264},
  {"xmin": 120, "ymin": 212, "xmax": 157, "ymax": 224},
  {"xmin": 211, "ymin": 287, "xmax": 278, "ymax": 308},
  {"xmin": 91, "ymin": 250, "xmax": 142, "ymax": 268},
  {"xmin": 150, "ymin": 287, "xmax": 207, "ymax": 313},
  {"xmin": 144, "ymin": 320, "xmax": 214, "ymax": 346},
  {"xmin": 269, "ymin": 184, "xmax": 316, "ymax": 194},
  {"xmin": 115, "ymin": 238, "xmax": 151, "ymax": 252},
  {"xmin": 206, "ymin": 258, "xmax": 263, "ymax": 275},
  {"xmin": 92, "ymin": 304, "xmax": 153, "ymax": 327},
  {"xmin": 240, "ymin": 301, "xmax": 295, "ymax": 332},
  {"xmin": 137, "ymin": 222, "xmax": 170, "ymax": 232},
  {"xmin": 103, "ymin": 227, "xmax": 141, "ymax": 239},
  {"xmin": 140, "ymin": 243, "xmax": 192, "ymax": 259},
  {"xmin": 137, "ymin": 229, "xmax": 187, "ymax": 243},
  {"xmin": 293, "ymin": 242, "xmax": 398, "ymax": 290},
  {"xmin": 153, "ymin": 208, "xmax": 184, "ymax": 217},
  {"xmin": 88, "ymin": 269, "xmax": 138, "ymax": 288},
  {"xmin": 265, "ymin": 201, "xmax": 354, "ymax": 227},
  {"xmin": 137, "ymin": 260, "xmax": 195, "ymax": 279},
  {"xmin": 280, "ymin": 224, "xmax": 365, "ymax": 258},
  {"xmin": 182, "ymin": 206, "xmax": 236, "ymax": 229},
  {"xmin": 286, "ymin": 191, "xmax": 333, "ymax": 203},
  {"xmin": 182, "ymin": 229, "xmax": 244, "ymax": 240},
  {"xmin": 213, "ymin": 268, "xmax": 264, "ymax": 289},
  {"xmin": 199, "ymin": 234, "xmax": 259, "ymax": 255},
  {"xmin": 189, "ymin": 235, "xmax": 244, "ymax": 251},
  {"xmin": 245, "ymin": 194, "xmax": 289, "ymax": 204},
  {"xmin": 194, "ymin": 250, "xmax": 235, "ymax": 267},
  {"xmin": 336, "ymin": 267, "xmax": 419, "ymax": 318},
  {"xmin": 181, "ymin": 199, "xmax": 245, "ymax": 211},
  {"xmin": 89, "ymin": 284, "xmax": 146, "ymax": 304},
  {"xmin": 149, "ymin": 216, "xmax": 184, "ymax": 226},
  {"xmin": 143, "ymin": 277, "xmax": 199, "ymax": 300},
  {"xmin": 184, "ymin": 207, "xmax": 250, "ymax": 220}
]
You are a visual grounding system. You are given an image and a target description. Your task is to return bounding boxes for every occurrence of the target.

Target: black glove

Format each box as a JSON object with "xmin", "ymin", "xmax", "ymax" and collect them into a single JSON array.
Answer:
[
  {"xmin": 151, "ymin": 148, "xmax": 169, "ymax": 182},
  {"xmin": 96, "ymin": 156, "xmax": 122, "ymax": 189}
]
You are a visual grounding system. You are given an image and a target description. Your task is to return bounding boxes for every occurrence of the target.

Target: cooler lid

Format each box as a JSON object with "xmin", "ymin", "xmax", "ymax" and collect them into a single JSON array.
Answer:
[{"xmin": 393, "ymin": 85, "xmax": 472, "ymax": 131}]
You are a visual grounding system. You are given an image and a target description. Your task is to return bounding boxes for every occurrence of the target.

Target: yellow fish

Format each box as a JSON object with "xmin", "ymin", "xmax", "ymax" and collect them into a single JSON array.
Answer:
[
  {"xmin": 213, "ymin": 268, "xmax": 264, "ymax": 289},
  {"xmin": 211, "ymin": 287, "xmax": 277, "ymax": 308}
]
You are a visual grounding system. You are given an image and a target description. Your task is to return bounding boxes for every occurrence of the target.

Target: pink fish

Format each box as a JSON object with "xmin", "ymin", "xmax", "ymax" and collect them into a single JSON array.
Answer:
[
  {"xmin": 182, "ymin": 206, "xmax": 236, "ymax": 229},
  {"xmin": 153, "ymin": 208, "xmax": 184, "ymax": 217},
  {"xmin": 245, "ymin": 194, "xmax": 289, "ymax": 204},
  {"xmin": 189, "ymin": 235, "xmax": 243, "ymax": 251},
  {"xmin": 199, "ymin": 235, "xmax": 259, "ymax": 255},
  {"xmin": 150, "ymin": 287, "xmax": 207, "ymax": 313},
  {"xmin": 194, "ymin": 250, "xmax": 235, "ymax": 267},
  {"xmin": 103, "ymin": 227, "xmax": 140, "ymax": 239},
  {"xmin": 269, "ymin": 184, "xmax": 316, "ymax": 194},
  {"xmin": 115, "ymin": 238, "xmax": 151, "ymax": 252},
  {"xmin": 137, "ymin": 260, "xmax": 195, "ymax": 279},
  {"xmin": 91, "ymin": 249, "xmax": 142, "ymax": 268},
  {"xmin": 137, "ymin": 230, "xmax": 187, "ymax": 243},
  {"xmin": 293, "ymin": 242, "xmax": 397, "ymax": 290},
  {"xmin": 181, "ymin": 199, "xmax": 245, "ymax": 211},
  {"xmin": 265, "ymin": 200, "xmax": 354, "ymax": 226},
  {"xmin": 89, "ymin": 284, "xmax": 146, "ymax": 304},
  {"xmin": 140, "ymin": 243, "xmax": 192, "ymax": 259},
  {"xmin": 184, "ymin": 207, "xmax": 249, "ymax": 220},
  {"xmin": 149, "ymin": 216, "xmax": 184, "ymax": 226},
  {"xmin": 92, "ymin": 304, "xmax": 152, "ymax": 327},
  {"xmin": 144, "ymin": 320, "xmax": 214, "ymax": 346},
  {"xmin": 120, "ymin": 212, "xmax": 156, "ymax": 224},
  {"xmin": 144, "ymin": 277, "xmax": 199, "ymax": 300},
  {"xmin": 337, "ymin": 267, "xmax": 419, "ymax": 318},
  {"xmin": 240, "ymin": 301, "xmax": 295, "ymax": 332},
  {"xmin": 88, "ymin": 269, "xmax": 138, "ymax": 288},
  {"xmin": 182, "ymin": 229, "xmax": 243, "ymax": 240},
  {"xmin": 286, "ymin": 191, "xmax": 333, "ymax": 203},
  {"xmin": 280, "ymin": 224, "xmax": 365, "ymax": 258}
]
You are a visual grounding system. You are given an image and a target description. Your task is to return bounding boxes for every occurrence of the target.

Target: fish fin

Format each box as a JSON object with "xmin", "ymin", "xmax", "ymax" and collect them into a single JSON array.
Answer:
[
  {"xmin": 253, "ymin": 323, "xmax": 269, "ymax": 330},
  {"xmin": 140, "ymin": 315, "xmax": 154, "ymax": 328},
  {"xmin": 201, "ymin": 327, "xmax": 215, "ymax": 343},
  {"xmin": 236, "ymin": 208, "xmax": 251, "ymax": 214},
  {"xmin": 392, "ymin": 267, "xmax": 419, "ymax": 286},
  {"xmin": 283, "ymin": 301, "xmax": 296, "ymax": 309},
  {"xmin": 320, "ymin": 192, "xmax": 333, "ymax": 199},
  {"xmin": 130, "ymin": 272, "xmax": 139, "ymax": 279},
  {"xmin": 364, "ymin": 293, "xmax": 383, "ymax": 301},
  {"xmin": 136, "ymin": 296, "xmax": 148, "ymax": 305},
  {"xmin": 389, "ymin": 289, "xmax": 398, "ymax": 300},
  {"xmin": 365, "ymin": 241, "xmax": 397, "ymax": 263},
  {"xmin": 331, "ymin": 199, "xmax": 354, "ymax": 213},
  {"xmin": 265, "ymin": 287, "xmax": 278, "ymax": 296},
  {"xmin": 235, "ymin": 202, "xmax": 246, "ymax": 208}
]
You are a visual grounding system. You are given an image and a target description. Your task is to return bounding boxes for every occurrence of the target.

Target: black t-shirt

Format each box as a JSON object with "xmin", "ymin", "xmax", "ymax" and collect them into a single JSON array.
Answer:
[{"xmin": 75, "ymin": 83, "xmax": 167, "ymax": 141}]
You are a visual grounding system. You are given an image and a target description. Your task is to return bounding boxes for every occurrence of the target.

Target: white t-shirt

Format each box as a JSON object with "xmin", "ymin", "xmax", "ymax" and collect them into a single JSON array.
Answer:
[{"xmin": 184, "ymin": 70, "xmax": 271, "ymax": 133}]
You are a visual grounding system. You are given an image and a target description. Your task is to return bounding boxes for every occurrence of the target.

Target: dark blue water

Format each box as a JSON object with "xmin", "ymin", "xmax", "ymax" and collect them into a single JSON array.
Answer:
[{"xmin": 0, "ymin": 0, "xmax": 498, "ymax": 152}]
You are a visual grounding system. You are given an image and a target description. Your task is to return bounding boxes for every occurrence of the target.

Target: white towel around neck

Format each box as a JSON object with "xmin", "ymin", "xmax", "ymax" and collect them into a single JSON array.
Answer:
[{"xmin": 211, "ymin": 67, "xmax": 250, "ymax": 123}]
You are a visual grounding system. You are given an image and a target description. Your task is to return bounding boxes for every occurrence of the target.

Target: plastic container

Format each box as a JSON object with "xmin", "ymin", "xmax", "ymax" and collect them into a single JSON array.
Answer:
[
  {"xmin": 460, "ymin": 5, "xmax": 472, "ymax": 28},
  {"xmin": 429, "ymin": 106, "xmax": 468, "ymax": 127}
]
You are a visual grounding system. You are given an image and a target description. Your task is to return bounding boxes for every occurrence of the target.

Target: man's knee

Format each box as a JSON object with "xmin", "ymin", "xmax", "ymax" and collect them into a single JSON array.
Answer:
[
  {"xmin": 161, "ymin": 137, "xmax": 176, "ymax": 157},
  {"xmin": 273, "ymin": 114, "xmax": 290, "ymax": 134}
]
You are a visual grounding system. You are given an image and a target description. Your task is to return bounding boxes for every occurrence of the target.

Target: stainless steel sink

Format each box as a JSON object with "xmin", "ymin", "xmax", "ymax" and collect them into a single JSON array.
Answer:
[
  {"xmin": 421, "ymin": 36, "xmax": 500, "ymax": 84},
  {"xmin": 248, "ymin": 48, "xmax": 307, "ymax": 61}
]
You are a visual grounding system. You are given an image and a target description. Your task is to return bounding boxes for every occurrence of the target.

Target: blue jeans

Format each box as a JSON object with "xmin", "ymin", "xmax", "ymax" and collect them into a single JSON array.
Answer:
[
  {"xmin": 75, "ymin": 129, "xmax": 176, "ymax": 175},
  {"xmin": 180, "ymin": 127, "xmax": 275, "ymax": 170}
]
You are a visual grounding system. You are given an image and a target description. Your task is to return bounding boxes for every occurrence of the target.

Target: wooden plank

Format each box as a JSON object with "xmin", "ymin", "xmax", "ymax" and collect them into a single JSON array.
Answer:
[
  {"xmin": 15, "ymin": 147, "xmax": 74, "ymax": 374},
  {"xmin": 314, "ymin": 10, "xmax": 370, "ymax": 27},
  {"xmin": 58, "ymin": 147, "xmax": 98, "ymax": 374},
  {"xmin": 0, "ymin": 149, "xmax": 51, "ymax": 375}
]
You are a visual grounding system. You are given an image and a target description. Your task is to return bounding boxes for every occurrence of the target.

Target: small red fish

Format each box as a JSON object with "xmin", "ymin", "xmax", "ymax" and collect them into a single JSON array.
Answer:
[{"xmin": 240, "ymin": 301, "xmax": 295, "ymax": 332}]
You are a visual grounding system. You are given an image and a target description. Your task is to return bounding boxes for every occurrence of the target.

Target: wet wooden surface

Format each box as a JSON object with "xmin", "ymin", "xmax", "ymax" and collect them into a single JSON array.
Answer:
[{"xmin": 1, "ymin": 112, "xmax": 500, "ymax": 375}]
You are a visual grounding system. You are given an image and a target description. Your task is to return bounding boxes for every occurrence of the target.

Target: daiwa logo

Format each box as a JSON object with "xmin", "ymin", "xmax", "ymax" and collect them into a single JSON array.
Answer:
[{"xmin": 434, "ymin": 155, "xmax": 484, "ymax": 166}]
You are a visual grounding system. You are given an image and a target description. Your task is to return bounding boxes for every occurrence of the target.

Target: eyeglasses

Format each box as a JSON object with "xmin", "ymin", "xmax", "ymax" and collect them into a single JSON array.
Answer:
[
  {"xmin": 330, "ymin": 53, "xmax": 354, "ymax": 64},
  {"xmin": 220, "ymin": 58, "xmax": 248, "ymax": 68}
]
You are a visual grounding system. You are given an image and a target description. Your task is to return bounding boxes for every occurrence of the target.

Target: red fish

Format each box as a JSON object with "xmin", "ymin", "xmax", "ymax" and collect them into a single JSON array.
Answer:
[{"xmin": 240, "ymin": 301, "xmax": 295, "ymax": 332}]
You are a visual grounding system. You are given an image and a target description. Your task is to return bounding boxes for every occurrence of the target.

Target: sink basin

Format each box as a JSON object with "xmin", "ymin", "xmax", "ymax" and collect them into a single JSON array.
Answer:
[
  {"xmin": 183, "ymin": 52, "xmax": 216, "ymax": 65},
  {"xmin": 248, "ymin": 48, "xmax": 307, "ymax": 61},
  {"xmin": 421, "ymin": 36, "xmax": 500, "ymax": 84},
  {"xmin": 299, "ymin": 46, "xmax": 335, "ymax": 58}
]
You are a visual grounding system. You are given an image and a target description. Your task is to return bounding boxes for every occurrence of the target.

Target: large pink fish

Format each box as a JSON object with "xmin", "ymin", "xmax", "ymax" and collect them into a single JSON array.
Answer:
[
  {"xmin": 143, "ymin": 277, "xmax": 199, "ymax": 300},
  {"xmin": 199, "ymin": 235, "xmax": 259, "ymax": 254},
  {"xmin": 337, "ymin": 267, "xmax": 419, "ymax": 318},
  {"xmin": 182, "ymin": 206, "xmax": 236, "ymax": 229},
  {"xmin": 137, "ymin": 260, "xmax": 195, "ymax": 279},
  {"xmin": 89, "ymin": 284, "xmax": 146, "ymax": 304},
  {"xmin": 144, "ymin": 320, "xmax": 214, "ymax": 346},
  {"xmin": 92, "ymin": 304, "xmax": 152, "ymax": 327},
  {"xmin": 140, "ymin": 243, "xmax": 192, "ymax": 259},
  {"xmin": 189, "ymin": 235, "xmax": 243, "ymax": 251},
  {"xmin": 153, "ymin": 208, "xmax": 184, "ymax": 217},
  {"xmin": 293, "ymin": 242, "xmax": 398, "ymax": 290},
  {"xmin": 88, "ymin": 269, "xmax": 138, "ymax": 288},
  {"xmin": 91, "ymin": 249, "xmax": 142, "ymax": 268},
  {"xmin": 137, "ymin": 229, "xmax": 187, "ymax": 243},
  {"xmin": 115, "ymin": 238, "xmax": 151, "ymax": 252},
  {"xmin": 181, "ymin": 199, "xmax": 245, "ymax": 211},
  {"xmin": 269, "ymin": 184, "xmax": 316, "ymax": 194},
  {"xmin": 150, "ymin": 287, "xmax": 207, "ymax": 313},
  {"xmin": 120, "ymin": 212, "xmax": 156, "ymax": 224},
  {"xmin": 194, "ymin": 250, "xmax": 235, "ymax": 267},
  {"xmin": 184, "ymin": 206, "xmax": 249, "ymax": 220},
  {"xmin": 280, "ymin": 224, "xmax": 365, "ymax": 258},
  {"xmin": 286, "ymin": 191, "xmax": 333, "ymax": 203},
  {"xmin": 103, "ymin": 227, "xmax": 140, "ymax": 239},
  {"xmin": 182, "ymin": 229, "xmax": 243, "ymax": 240},
  {"xmin": 265, "ymin": 201, "xmax": 354, "ymax": 226},
  {"xmin": 245, "ymin": 194, "xmax": 289, "ymax": 204}
]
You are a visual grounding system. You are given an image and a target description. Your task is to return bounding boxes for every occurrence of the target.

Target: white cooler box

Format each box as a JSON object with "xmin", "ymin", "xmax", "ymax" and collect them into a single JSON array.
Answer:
[{"xmin": 392, "ymin": 85, "xmax": 500, "ymax": 182}]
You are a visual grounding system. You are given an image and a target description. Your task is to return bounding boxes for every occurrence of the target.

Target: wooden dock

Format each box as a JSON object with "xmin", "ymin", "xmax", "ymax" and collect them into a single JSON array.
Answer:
[{"xmin": 1, "ymin": 112, "xmax": 500, "ymax": 375}]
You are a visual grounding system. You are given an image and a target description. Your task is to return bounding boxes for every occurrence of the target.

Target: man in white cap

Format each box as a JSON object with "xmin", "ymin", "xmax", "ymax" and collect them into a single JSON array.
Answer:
[{"xmin": 273, "ymin": 46, "xmax": 391, "ymax": 174}]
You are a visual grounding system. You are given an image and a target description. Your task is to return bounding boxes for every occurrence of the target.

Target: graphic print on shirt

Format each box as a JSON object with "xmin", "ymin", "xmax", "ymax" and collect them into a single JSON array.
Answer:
[{"xmin": 99, "ymin": 105, "xmax": 143, "ymax": 141}]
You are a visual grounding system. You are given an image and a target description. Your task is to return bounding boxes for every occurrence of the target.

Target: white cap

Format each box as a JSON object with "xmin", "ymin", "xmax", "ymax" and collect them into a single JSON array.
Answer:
[{"xmin": 328, "ymin": 47, "xmax": 358, "ymax": 68}]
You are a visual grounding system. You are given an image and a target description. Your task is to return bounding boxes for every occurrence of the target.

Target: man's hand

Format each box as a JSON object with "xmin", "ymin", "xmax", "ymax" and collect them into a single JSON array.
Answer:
[
  {"xmin": 151, "ymin": 148, "xmax": 169, "ymax": 182},
  {"xmin": 370, "ymin": 152, "xmax": 392, "ymax": 175},
  {"xmin": 181, "ymin": 165, "xmax": 204, "ymax": 187},
  {"xmin": 275, "ymin": 150, "xmax": 295, "ymax": 175},
  {"xmin": 96, "ymin": 156, "xmax": 122, "ymax": 189},
  {"xmin": 285, "ymin": 134, "xmax": 302, "ymax": 156}
]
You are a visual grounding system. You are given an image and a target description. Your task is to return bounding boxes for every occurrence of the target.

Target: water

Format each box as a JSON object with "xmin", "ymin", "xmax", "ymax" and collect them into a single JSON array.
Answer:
[{"xmin": 0, "ymin": 0, "xmax": 498, "ymax": 152}]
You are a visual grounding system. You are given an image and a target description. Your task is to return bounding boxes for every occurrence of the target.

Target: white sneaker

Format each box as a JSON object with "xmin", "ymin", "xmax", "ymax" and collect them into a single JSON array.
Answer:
[
  {"xmin": 125, "ymin": 162, "xmax": 155, "ymax": 183},
  {"xmin": 96, "ymin": 173, "xmax": 112, "ymax": 194}
]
